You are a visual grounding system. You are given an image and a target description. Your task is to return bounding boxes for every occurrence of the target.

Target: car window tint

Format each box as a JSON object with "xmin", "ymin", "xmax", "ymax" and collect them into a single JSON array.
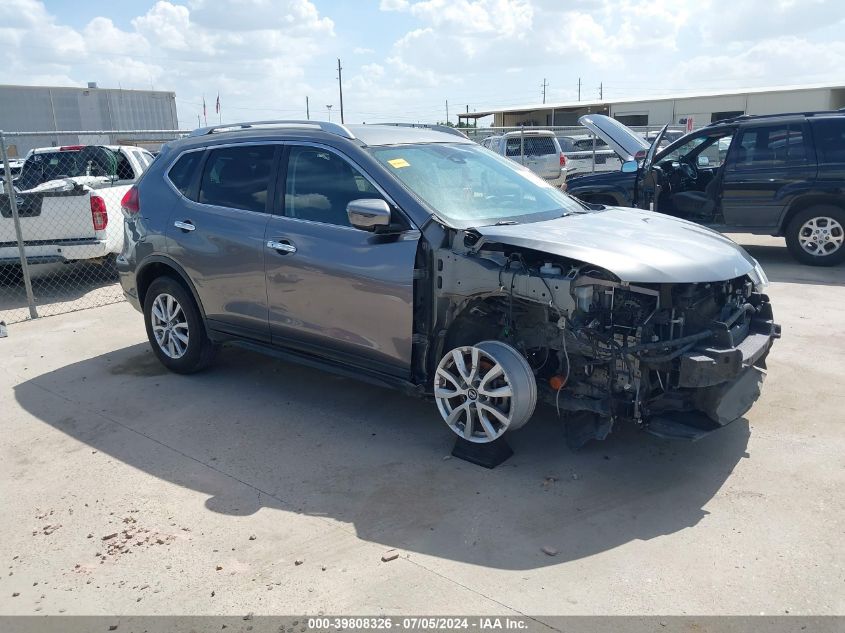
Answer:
[
  {"xmin": 523, "ymin": 137, "xmax": 556, "ymax": 155},
  {"xmin": 504, "ymin": 138, "xmax": 522, "ymax": 157},
  {"xmin": 733, "ymin": 125, "xmax": 805, "ymax": 169},
  {"xmin": 167, "ymin": 151, "xmax": 203, "ymax": 199},
  {"xmin": 813, "ymin": 119, "xmax": 845, "ymax": 163},
  {"xmin": 284, "ymin": 146, "xmax": 382, "ymax": 227},
  {"xmin": 198, "ymin": 145, "xmax": 274, "ymax": 212}
]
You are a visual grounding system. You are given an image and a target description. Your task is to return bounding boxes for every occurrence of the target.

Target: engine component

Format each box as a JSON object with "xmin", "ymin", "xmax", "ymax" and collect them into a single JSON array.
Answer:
[{"xmin": 434, "ymin": 340, "xmax": 537, "ymax": 443}]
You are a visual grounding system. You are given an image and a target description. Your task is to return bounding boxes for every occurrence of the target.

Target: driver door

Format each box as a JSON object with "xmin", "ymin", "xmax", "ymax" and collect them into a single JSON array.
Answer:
[{"xmin": 264, "ymin": 144, "xmax": 421, "ymax": 377}]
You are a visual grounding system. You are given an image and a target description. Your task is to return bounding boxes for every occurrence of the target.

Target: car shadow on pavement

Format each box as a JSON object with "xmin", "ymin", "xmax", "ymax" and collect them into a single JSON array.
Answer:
[{"xmin": 15, "ymin": 342, "xmax": 750, "ymax": 570}]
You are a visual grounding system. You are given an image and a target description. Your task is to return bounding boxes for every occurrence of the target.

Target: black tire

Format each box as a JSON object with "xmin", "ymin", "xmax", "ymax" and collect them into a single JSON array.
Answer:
[
  {"xmin": 143, "ymin": 276, "xmax": 215, "ymax": 374},
  {"xmin": 785, "ymin": 205, "xmax": 845, "ymax": 266}
]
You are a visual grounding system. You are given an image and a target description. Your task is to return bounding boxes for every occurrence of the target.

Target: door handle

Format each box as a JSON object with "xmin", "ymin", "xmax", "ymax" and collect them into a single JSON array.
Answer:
[
  {"xmin": 266, "ymin": 239, "xmax": 297, "ymax": 254},
  {"xmin": 174, "ymin": 220, "xmax": 195, "ymax": 232}
]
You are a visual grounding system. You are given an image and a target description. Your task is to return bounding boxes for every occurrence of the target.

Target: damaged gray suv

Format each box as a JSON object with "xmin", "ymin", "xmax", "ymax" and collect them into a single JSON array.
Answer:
[{"xmin": 117, "ymin": 121, "xmax": 779, "ymax": 450}]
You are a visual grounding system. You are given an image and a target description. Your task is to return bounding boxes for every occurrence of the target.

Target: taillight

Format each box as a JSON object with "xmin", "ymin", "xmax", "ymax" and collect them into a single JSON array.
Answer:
[
  {"xmin": 121, "ymin": 186, "xmax": 140, "ymax": 215},
  {"xmin": 560, "ymin": 152, "xmax": 567, "ymax": 167},
  {"xmin": 60, "ymin": 145, "xmax": 84, "ymax": 151},
  {"xmin": 90, "ymin": 195, "xmax": 108, "ymax": 231}
]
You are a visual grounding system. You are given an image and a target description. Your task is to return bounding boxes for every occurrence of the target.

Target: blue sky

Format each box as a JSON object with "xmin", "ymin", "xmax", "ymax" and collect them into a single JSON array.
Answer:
[{"xmin": 6, "ymin": 1, "xmax": 845, "ymax": 127}]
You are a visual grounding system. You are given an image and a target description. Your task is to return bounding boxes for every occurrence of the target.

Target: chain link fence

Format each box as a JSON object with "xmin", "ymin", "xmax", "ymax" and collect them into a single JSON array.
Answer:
[
  {"xmin": 0, "ymin": 129, "xmax": 187, "ymax": 326},
  {"xmin": 457, "ymin": 124, "xmax": 687, "ymax": 177}
]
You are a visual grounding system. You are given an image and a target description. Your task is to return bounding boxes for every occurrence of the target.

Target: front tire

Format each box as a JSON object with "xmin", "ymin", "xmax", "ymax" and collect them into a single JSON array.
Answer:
[
  {"xmin": 785, "ymin": 205, "xmax": 845, "ymax": 266},
  {"xmin": 143, "ymin": 276, "xmax": 215, "ymax": 373}
]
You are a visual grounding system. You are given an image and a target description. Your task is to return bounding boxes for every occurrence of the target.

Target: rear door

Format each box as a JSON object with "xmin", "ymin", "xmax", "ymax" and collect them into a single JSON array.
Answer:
[
  {"xmin": 720, "ymin": 122, "xmax": 815, "ymax": 228},
  {"xmin": 166, "ymin": 143, "xmax": 278, "ymax": 340},
  {"xmin": 264, "ymin": 143, "xmax": 419, "ymax": 376}
]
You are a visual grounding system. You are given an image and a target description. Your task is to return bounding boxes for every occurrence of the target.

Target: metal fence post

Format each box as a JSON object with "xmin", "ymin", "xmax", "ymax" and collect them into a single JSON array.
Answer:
[{"xmin": 0, "ymin": 131, "xmax": 38, "ymax": 319}]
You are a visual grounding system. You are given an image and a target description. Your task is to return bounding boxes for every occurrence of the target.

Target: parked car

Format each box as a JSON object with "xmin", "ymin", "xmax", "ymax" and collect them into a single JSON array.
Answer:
[
  {"xmin": 568, "ymin": 112, "xmax": 845, "ymax": 266},
  {"xmin": 0, "ymin": 145, "xmax": 153, "ymax": 266},
  {"xmin": 118, "ymin": 120, "xmax": 778, "ymax": 451},
  {"xmin": 557, "ymin": 134, "xmax": 620, "ymax": 175},
  {"xmin": 484, "ymin": 130, "xmax": 567, "ymax": 187},
  {"xmin": 0, "ymin": 157, "xmax": 24, "ymax": 182}
]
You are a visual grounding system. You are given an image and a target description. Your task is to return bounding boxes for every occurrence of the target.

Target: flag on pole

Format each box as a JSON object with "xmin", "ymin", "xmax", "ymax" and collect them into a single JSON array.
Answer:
[
  {"xmin": 215, "ymin": 93, "xmax": 220, "ymax": 114},
  {"xmin": 202, "ymin": 96, "xmax": 207, "ymax": 125}
]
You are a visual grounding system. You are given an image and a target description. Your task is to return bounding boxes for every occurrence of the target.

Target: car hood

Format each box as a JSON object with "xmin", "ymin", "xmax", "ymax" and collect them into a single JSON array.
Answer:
[
  {"xmin": 475, "ymin": 207, "xmax": 757, "ymax": 284},
  {"xmin": 578, "ymin": 114, "xmax": 650, "ymax": 161}
]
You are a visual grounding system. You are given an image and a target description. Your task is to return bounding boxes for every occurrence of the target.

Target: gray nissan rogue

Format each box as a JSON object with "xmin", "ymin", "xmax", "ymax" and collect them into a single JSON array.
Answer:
[{"xmin": 117, "ymin": 121, "xmax": 779, "ymax": 450}]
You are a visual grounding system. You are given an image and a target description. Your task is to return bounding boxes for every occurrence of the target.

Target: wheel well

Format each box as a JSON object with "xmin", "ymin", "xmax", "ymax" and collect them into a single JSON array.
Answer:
[
  {"xmin": 779, "ymin": 196, "xmax": 845, "ymax": 236},
  {"xmin": 137, "ymin": 262, "xmax": 194, "ymax": 309}
]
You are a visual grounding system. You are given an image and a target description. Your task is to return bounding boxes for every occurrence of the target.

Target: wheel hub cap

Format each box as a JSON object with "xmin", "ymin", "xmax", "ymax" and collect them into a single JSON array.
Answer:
[{"xmin": 798, "ymin": 216, "xmax": 844, "ymax": 256}]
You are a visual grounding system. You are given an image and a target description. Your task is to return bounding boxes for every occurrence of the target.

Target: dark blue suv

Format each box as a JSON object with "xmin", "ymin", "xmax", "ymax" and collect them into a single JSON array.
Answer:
[{"xmin": 569, "ymin": 112, "xmax": 845, "ymax": 266}]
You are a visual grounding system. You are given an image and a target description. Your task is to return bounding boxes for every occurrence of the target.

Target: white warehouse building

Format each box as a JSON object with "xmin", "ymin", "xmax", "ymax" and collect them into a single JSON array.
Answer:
[{"xmin": 460, "ymin": 83, "xmax": 845, "ymax": 129}]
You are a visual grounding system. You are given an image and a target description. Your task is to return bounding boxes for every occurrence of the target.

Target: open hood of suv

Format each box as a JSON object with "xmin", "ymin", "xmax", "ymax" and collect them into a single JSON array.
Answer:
[
  {"xmin": 475, "ymin": 207, "xmax": 757, "ymax": 284},
  {"xmin": 578, "ymin": 114, "xmax": 650, "ymax": 161}
]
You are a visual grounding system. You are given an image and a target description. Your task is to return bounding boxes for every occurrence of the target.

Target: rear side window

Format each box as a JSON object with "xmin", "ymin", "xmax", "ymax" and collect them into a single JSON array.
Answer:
[
  {"xmin": 733, "ymin": 124, "xmax": 806, "ymax": 169},
  {"xmin": 167, "ymin": 151, "xmax": 202, "ymax": 199},
  {"xmin": 198, "ymin": 145, "xmax": 275, "ymax": 212},
  {"xmin": 812, "ymin": 118, "xmax": 845, "ymax": 164}
]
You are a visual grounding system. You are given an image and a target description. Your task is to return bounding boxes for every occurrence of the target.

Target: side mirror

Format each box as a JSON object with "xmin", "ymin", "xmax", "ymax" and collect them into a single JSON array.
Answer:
[
  {"xmin": 621, "ymin": 160, "xmax": 638, "ymax": 174},
  {"xmin": 347, "ymin": 198, "xmax": 392, "ymax": 232},
  {"xmin": 697, "ymin": 155, "xmax": 710, "ymax": 166}
]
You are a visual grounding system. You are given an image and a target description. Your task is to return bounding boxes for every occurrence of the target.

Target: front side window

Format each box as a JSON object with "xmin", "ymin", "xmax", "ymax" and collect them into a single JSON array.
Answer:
[
  {"xmin": 198, "ymin": 145, "xmax": 275, "ymax": 212},
  {"xmin": 284, "ymin": 146, "xmax": 382, "ymax": 227},
  {"xmin": 370, "ymin": 142, "xmax": 582, "ymax": 227},
  {"xmin": 661, "ymin": 132, "xmax": 733, "ymax": 169}
]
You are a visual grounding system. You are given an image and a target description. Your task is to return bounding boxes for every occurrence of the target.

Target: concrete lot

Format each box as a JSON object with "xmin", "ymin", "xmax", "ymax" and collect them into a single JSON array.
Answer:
[{"xmin": 1, "ymin": 235, "xmax": 843, "ymax": 618}]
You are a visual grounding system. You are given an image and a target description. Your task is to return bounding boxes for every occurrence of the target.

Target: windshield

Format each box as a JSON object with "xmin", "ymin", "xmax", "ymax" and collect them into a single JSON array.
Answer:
[
  {"xmin": 369, "ymin": 143, "xmax": 582, "ymax": 226},
  {"xmin": 660, "ymin": 132, "xmax": 734, "ymax": 168}
]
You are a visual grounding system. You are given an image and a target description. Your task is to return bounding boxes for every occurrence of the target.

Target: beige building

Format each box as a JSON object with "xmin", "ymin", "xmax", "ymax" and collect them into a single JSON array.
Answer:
[{"xmin": 460, "ymin": 83, "xmax": 845, "ymax": 129}]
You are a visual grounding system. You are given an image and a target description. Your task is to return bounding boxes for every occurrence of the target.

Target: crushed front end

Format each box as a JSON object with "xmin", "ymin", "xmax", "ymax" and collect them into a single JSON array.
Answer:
[{"xmin": 434, "ymin": 243, "xmax": 780, "ymax": 448}]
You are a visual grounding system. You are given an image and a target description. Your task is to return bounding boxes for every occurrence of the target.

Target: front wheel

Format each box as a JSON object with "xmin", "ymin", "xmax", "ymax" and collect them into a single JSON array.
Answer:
[
  {"xmin": 785, "ymin": 205, "xmax": 845, "ymax": 266},
  {"xmin": 143, "ymin": 276, "xmax": 215, "ymax": 373}
]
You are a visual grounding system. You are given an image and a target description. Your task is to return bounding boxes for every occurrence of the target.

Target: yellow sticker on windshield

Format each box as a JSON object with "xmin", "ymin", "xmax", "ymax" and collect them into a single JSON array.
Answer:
[{"xmin": 387, "ymin": 158, "xmax": 410, "ymax": 168}]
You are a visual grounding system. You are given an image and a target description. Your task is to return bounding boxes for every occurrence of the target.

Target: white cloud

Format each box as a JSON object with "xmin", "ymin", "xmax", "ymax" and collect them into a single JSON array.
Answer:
[
  {"xmin": 379, "ymin": 0, "xmax": 410, "ymax": 11},
  {"xmin": 1, "ymin": 0, "xmax": 844, "ymax": 127}
]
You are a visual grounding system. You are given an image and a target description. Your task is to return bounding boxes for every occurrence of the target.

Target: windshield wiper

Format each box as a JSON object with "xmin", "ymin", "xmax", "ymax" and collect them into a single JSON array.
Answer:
[{"xmin": 494, "ymin": 220, "xmax": 518, "ymax": 225}]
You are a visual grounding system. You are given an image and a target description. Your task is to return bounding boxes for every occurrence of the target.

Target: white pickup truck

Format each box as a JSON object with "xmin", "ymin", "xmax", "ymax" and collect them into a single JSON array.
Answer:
[{"xmin": 1, "ymin": 145, "xmax": 154, "ymax": 266}]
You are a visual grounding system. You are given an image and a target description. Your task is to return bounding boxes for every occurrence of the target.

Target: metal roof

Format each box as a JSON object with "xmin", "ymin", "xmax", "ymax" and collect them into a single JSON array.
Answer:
[{"xmin": 461, "ymin": 83, "xmax": 845, "ymax": 118}]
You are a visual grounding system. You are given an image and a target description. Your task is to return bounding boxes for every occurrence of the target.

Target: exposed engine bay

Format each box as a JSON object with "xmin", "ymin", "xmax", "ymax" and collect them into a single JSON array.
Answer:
[{"xmin": 432, "ymin": 233, "xmax": 780, "ymax": 448}]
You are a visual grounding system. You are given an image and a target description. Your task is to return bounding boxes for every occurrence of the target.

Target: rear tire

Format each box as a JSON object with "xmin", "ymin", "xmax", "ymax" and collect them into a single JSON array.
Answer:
[
  {"xmin": 143, "ymin": 276, "xmax": 215, "ymax": 374},
  {"xmin": 785, "ymin": 205, "xmax": 845, "ymax": 266}
]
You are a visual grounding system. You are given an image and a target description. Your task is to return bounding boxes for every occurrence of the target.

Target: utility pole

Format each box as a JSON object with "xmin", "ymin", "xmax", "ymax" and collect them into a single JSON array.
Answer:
[
  {"xmin": 445, "ymin": 99, "xmax": 449, "ymax": 124},
  {"xmin": 306, "ymin": 96, "xmax": 310, "ymax": 120},
  {"xmin": 599, "ymin": 82, "xmax": 603, "ymax": 100},
  {"xmin": 337, "ymin": 58, "xmax": 345, "ymax": 124},
  {"xmin": 578, "ymin": 77, "xmax": 581, "ymax": 102},
  {"xmin": 541, "ymin": 78, "xmax": 549, "ymax": 104}
]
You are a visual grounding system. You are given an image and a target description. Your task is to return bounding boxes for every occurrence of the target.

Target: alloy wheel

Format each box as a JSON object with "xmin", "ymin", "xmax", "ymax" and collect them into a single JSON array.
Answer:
[
  {"xmin": 434, "ymin": 341, "xmax": 536, "ymax": 443},
  {"xmin": 151, "ymin": 293, "xmax": 189, "ymax": 359},
  {"xmin": 798, "ymin": 216, "xmax": 844, "ymax": 257}
]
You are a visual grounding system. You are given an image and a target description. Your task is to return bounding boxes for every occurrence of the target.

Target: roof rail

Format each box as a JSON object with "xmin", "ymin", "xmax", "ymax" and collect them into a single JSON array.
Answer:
[
  {"xmin": 708, "ymin": 109, "xmax": 845, "ymax": 127},
  {"xmin": 373, "ymin": 122, "xmax": 469, "ymax": 139},
  {"xmin": 188, "ymin": 120, "xmax": 356, "ymax": 140}
]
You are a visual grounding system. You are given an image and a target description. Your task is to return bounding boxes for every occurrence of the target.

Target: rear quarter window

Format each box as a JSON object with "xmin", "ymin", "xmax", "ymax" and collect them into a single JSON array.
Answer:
[
  {"xmin": 167, "ymin": 151, "xmax": 203, "ymax": 199},
  {"xmin": 812, "ymin": 118, "xmax": 845, "ymax": 164}
]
